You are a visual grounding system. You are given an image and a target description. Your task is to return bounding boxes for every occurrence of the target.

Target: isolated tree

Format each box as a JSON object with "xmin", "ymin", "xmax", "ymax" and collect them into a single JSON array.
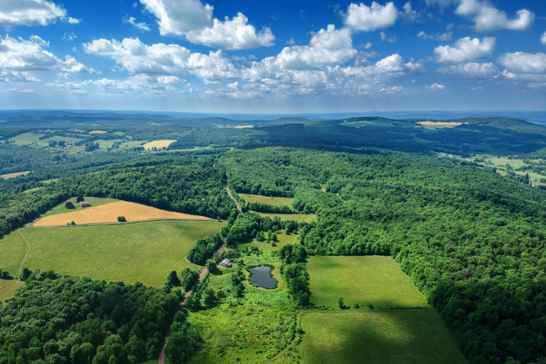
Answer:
[
  {"xmin": 207, "ymin": 260, "xmax": 219, "ymax": 275},
  {"xmin": 338, "ymin": 297, "xmax": 346, "ymax": 309},
  {"xmin": 20, "ymin": 267, "xmax": 32, "ymax": 281},
  {"xmin": 117, "ymin": 216, "xmax": 127, "ymax": 223},
  {"xmin": 65, "ymin": 201, "xmax": 75, "ymax": 209},
  {"xmin": 76, "ymin": 196, "xmax": 85, "ymax": 203},
  {"xmin": 166, "ymin": 271, "xmax": 181, "ymax": 287}
]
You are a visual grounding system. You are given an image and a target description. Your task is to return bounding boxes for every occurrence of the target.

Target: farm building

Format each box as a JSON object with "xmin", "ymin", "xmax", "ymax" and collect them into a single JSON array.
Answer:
[
  {"xmin": 219, "ymin": 258, "xmax": 232, "ymax": 268},
  {"xmin": 80, "ymin": 202, "xmax": 92, "ymax": 208}
]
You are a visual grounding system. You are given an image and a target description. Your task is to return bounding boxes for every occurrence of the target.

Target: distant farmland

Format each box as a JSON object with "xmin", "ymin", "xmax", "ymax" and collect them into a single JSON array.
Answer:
[
  {"xmin": 0, "ymin": 220, "xmax": 224, "ymax": 287},
  {"xmin": 239, "ymin": 193, "xmax": 294, "ymax": 207}
]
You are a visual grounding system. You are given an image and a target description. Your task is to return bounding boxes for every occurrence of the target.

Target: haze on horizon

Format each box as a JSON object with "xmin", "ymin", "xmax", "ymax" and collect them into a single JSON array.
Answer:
[{"xmin": 0, "ymin": 0, "xmax": 545, "ymax": 113}]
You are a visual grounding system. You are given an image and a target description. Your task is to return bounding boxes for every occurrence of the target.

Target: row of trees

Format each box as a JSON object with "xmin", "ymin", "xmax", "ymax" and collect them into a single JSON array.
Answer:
[{"xmin": 279, "ymin": 245, "xmax": 311, "ymax": 307}]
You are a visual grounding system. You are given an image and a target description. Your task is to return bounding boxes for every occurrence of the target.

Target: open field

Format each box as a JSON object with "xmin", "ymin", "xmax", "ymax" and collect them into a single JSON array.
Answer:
[
  {"xmin": 0, "ymin": 220, "xmax": 224, "ymax": 287},
  {"xmin": 0, "ymin": 280, "xmax": 24, "ymax": 302},
  {"xmin": 239, "ymin": 193, "xmax": 294, "ymax": 207},
  {"xmin": 43, "ymin": 197, "xmax": 116, "ymax": 217},
  {"xmin": 34, "ymin": 200, "xmax": 210, "ymax": 227},
  {"xmin": 309, "ymin": 256, "xmax": 428, "ymax": 308},
  {"xmin": 143, "ymin": 139, "xmax": 176, "ymax": 151},
  {"xmin": 417, "ymin": 121, "xmax": 463, "ymax": 129},
  {"xmin": 300, "ymin": 310, "xmax": 467, "ymax": 364},
  {"xmin": 258, "ymin": 212, "xmax": 317, "ymax": 223},
  {"xmin": 0, "ymin": 171, "xmax": 30, "ymax": 180},
  {"xmin": 244, "ymin": 232, "xmax": 298, "ymax": 253},
  {"xmin": 89, "ymin": 130, "xmax": 108, "ymax": 135}
]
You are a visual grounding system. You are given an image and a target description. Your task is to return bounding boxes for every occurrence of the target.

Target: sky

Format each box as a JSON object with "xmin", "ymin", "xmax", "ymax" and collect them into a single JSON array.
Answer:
[{"xmin": 0, "ymin": 0, "xmax": 545, "ymax": 113}]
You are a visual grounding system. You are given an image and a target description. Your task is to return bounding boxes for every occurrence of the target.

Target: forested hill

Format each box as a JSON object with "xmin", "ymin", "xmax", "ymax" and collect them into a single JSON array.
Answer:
[{"xmin": 222, "ymin": 148, "xmax": 546, "ymax": 363}]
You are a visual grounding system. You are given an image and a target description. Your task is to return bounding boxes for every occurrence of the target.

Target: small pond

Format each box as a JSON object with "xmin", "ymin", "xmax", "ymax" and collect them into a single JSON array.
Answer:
[{"xmin": 249, "ymin": 266, "xmax": 277, "ymax": 289}]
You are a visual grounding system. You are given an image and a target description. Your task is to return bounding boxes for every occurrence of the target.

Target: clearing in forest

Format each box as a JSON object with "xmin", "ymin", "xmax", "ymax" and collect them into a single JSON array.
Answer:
[
  {"xmin": 0, "ymin": 220, "xmax": 224, "ymax": 287},
  {"xmin": 0, "ymin": 280, "xmax": 24, "ymax": 301},
  {"xmin": 34, "ymin": 200, "xmax": 210, "ymax": 227},
  {"xmin": 417, "ymin": 121, "xmax": 463, "ymax": 129},
  {"xmin": 258, "ymin": 212, "xmax": 317, "ymax": 223},
  {"xmin": 239, "ymin": 193, "xmax": 294, "ymax": 207},
  {"xmin": 308, "ymin": 256, "xmax": 428, "ymax": 309},
  {"xmin": 143, "ymin": 139, "xmax": 177, "ymax": 151},
  {"xmin": 0, "ymin": 171, "xmax": 30, "ymax": 180},
  {"xmin": 300, "ymin": 310, "xmax": 467, "ymax": 364}
]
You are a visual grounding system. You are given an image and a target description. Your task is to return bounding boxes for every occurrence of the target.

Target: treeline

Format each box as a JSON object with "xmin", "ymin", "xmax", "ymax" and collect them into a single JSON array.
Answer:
[
  {"xmin": 0, "ymin": 272, "xmax": 192, "ymax": 364},
  {"xmin": 224, "ymin": 147, "xmax": 546, "ymax": 364},
  {"xmin": 58, "ymin": 157, "xmax": 235, "ymax": 219},
  {"xmin": 279, "ymin": 245, "xmax": 311, "ymax": 307}
]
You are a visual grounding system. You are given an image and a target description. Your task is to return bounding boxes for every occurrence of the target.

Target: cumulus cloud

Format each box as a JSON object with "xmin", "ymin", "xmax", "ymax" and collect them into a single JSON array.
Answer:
[
  {"xmin": 273, "ymin": 25, "xmax": 356, "ymax": 69},
  {"xmin": 0, "ymin": 36, "xmax": 88, "ymax": 79},
  {"xmin": 139, "ymin": 0, "xmax": 212, "ymax": 36},
  {"xmin": 456, "ymin": 0, "xmax": 534, "ymax": 32},
  {"xmin": 84, "ymin": 37, "xmax": 236, "ymax": 80},
  {"xmin": 0, "ymin": 0, "xmax": 79, "ymax": 27},
  {"xmin": 345, "ymin": 2, "xmax": 398, "ymax": 32},
  {"xmin": 499, "ymin": 52, "xmax": 546, "ymax": 74},
  {"xmin": 186, "ymin": 13, "xmax": 274, "ymax": 50},
  {"xmin": 124, "ymin": 16, "xmax": 150, "ymax": 32},
  {"xmin": 434, "ymin": 36, "xmax": 495, "ymax": 63},
  {"xmin": 442, "ymin": 62, "xmax": 498, "ymax": 78},
  {"xmin": 140, "ymin": 0, "xmax": 273, "ymax": 50},
  {"xmin": 428, "ymin": 82, "xmax": 446, "ymax": 91}
]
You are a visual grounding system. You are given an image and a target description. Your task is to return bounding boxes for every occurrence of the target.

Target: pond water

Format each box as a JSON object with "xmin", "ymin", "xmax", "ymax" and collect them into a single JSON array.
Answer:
[{"xmin": 249, "ymin": 266, "xmax": 277, "ymax": 289}]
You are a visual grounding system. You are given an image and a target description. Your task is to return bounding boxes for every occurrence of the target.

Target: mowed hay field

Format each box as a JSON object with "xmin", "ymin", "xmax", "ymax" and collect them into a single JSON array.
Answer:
[
  {"xmin": 300, "ymin": 310, "xmax": 467, "ymax": 364},
  {"xmin": 0, "ymin": 220, "xmax": 224, "ymax": 287},
  {"xmin": 239, "ymin": 193, "xmax": 294, "ymax": 207},
  {"xmin": 309, "ymin": 256, "xmax": 428, "ymax": 308},
  {"xmin": 143, "ymin": 139, "xmax": 176, "ymax": 151},
  {"xmin": 34, "ymin": 200, "xmax": 210, "ymax": 227},
  {"xmin": 257, "ymin": 212, "xmax": 317, "ymax": 223},
  {"xmin": 0, "ymin": 280, "xmax": 24, "ymax": 302}
]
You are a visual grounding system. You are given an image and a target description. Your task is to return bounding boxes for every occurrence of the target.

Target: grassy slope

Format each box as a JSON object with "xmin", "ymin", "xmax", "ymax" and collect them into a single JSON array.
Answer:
[
  {"xmin": 300, "ymin": 310, "xmax": 467, "ymax": 364},
  {"xmin": 309, "ymin": 256, "xmax": 428, "ymax": 308},
  {"xmin": 0, "ymin": 280, "xmax": 24, "ymax": 302},
  {"xmin": 0, "ymin": 220, "xmax": 224, "ymax": 287},
  {"xmin": 239, "ymin": 193, "xmax": 294, "ymax": 207}
]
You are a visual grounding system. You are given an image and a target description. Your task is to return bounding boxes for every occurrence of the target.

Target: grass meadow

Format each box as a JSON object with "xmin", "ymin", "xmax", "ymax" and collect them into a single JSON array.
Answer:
[
  {"xmin": 308, "ymin": 256, "xmax": 428, "ymax": 309},
  {"xmin": 43, "ymin": 196, "xmax": 116, "ymax": 216},
  {"xmin": 257, "ymin": 212, "xmax": 317, "ymax": 223},
  {"xmin": 239, "ymin": 193, "xmax": 294, "ymax": 207},
  {"xmin": 300, "ymin": 310, "xmax": 467, "ymax": 364},
  {"xmin": 0, "ymin": 220, "xmax": 224, "ymax": 287},
  {"xmin": 0, "ymin": 280, "xmax": 24, "ymax": 302}
]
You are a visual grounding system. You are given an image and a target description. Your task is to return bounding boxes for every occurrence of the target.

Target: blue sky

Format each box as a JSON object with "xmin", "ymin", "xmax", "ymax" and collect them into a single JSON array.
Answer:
[{"xmin": 0, "ymin": 0, "xmax": 545, "ymax": 113}]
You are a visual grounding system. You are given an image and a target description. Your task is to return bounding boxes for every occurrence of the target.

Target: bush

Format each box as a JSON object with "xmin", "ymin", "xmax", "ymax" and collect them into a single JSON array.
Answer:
[
  {"xmin": 65, "ymin": 201, "xmax": 75, "ymax": 209},
  {"xmin": 117, "ymin": 216, "xmax": 127, "ymax": 223}
]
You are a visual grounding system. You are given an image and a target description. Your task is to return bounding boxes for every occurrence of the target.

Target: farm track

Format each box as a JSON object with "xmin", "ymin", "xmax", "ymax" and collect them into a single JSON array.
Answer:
[
  {"xmin": 226, "ymin": 186, "xmax": 242, "ymax": 213},
  {"xmin": 17, "ymin": 230, "xmax": 31, "ymax": 274}
]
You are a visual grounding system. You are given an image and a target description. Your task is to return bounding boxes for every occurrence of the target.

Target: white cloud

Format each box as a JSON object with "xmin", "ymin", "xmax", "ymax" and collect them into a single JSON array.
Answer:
[
  {"xmin": 345, "ymin": 2, "xmax": 398, "ymax": 32},
  {"xmin": 124, "ymin": 16, "xmax": 150, "ymax": 32},
  {"xmin": 186, "ymin": 13, "xmax": 274, "ymax": 50},
  {"xmin": 84, "ymin": 37, "xmax": 236, "ymax": 80},
  {"xmin": 0, "ymin": 0, "xmax": 80, "ymax": 27},
  {"xmin": 0, "ymin": 36, "xmax": 88, "ymax": 77},
  {"xmin": 428, "ymin": 82, "xmax": 446, "ymax": 91},
  {"xmin": 417, "ymin": 31, "xmax": 452, "ymax": 41},
  {"xmin": 139, "ymin": 0, "xmax": 212, "ymax": 36},
  {"xmin": 380, "ymin": 32, "xmax": 396, "ymax": 43},
  {"xmin": 273, "ymin": 25, "xmax": 356, "ymax": 69},
  {"xmin": 443, "ymin": 62, "xmax": 498, "ymax": 78},
  {"xmin": 499, "ymin": 52, "xmax": 546, "ymax": 74},
  {"xmin": 542, "ymin": 32, "xmax": 546, "ymax": 46},
  {"xmin": 434, "ymin": 36, "xmax": 495, "ymax": 63},
  {"xmin": 456, "ymin": 0, "xmax": 534, "ymax": 32},
  {"xmin": 56, "ymin": 74, "xmax": 191, "ymax": 95}
]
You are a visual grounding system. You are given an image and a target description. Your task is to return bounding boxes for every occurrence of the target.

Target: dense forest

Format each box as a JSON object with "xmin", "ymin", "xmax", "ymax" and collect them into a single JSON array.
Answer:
[
  {"xmin": 0, "ymin": 272, "xmax": 185, "ymax": 364},
  {"xmin": 222, "ymin": 148, "xmax": 546, "ymax": 364}
]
